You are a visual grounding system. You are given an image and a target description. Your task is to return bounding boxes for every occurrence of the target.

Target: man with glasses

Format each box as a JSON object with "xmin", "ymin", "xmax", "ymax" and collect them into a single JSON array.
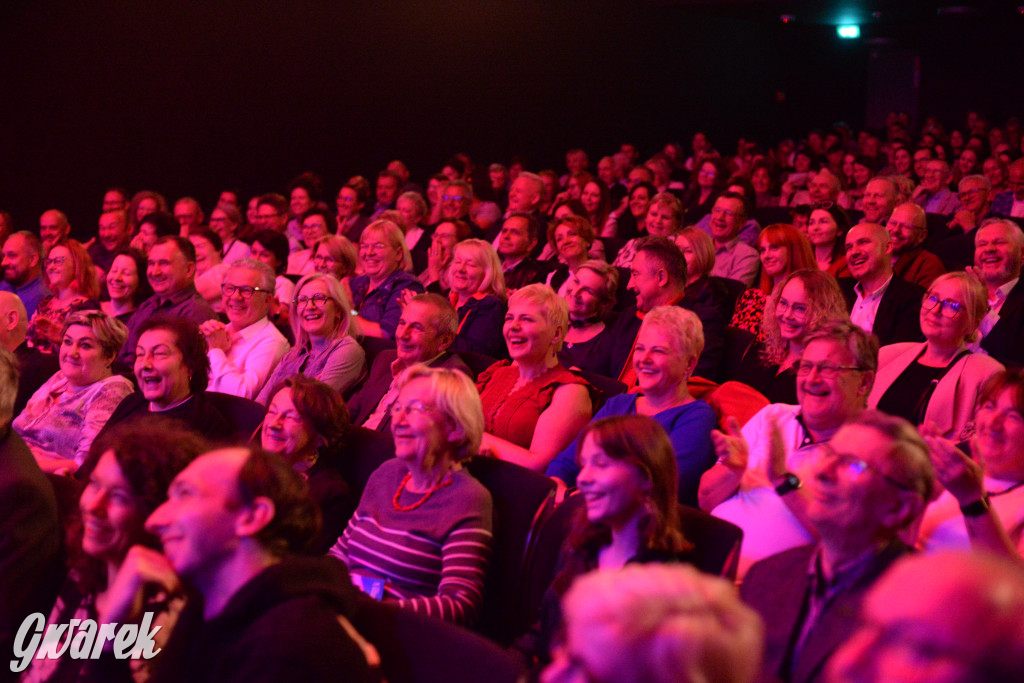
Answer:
[
  {"xmin": 935, "ymin": 175, "xmax": 996, "ymax": 270},
  {"xmin": 912, "ymin": 160, "xmax": 960, "ymax": 215},
  {"xmin": 740, "ymin": 410, "xmax": 934, "ymax": 683},
  {"xmin": 701, "ymin": 321, "xmax": 878, "ymax": 579},
  {"xmin": 436, "ymin": 180, "xmax": 480, "ymax": 236},
  {"xmin": 119, "ymin": 236, "xmax": 217, "ymax": 365},
  {"xmin": 708, "ymin": 192, "xmax": 759, "ymax": 286},
  {"xmin": 200, "ymin": 259, "xmax": 289, "ymax": 399},
  {"xmin": 886, "ymin": 202, "xmax": 945, "ymax": 288}
]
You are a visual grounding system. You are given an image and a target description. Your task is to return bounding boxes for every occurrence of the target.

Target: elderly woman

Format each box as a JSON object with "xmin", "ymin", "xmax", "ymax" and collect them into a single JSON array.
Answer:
[
  {"xmin": 350, "ymin": 219, "xmax": 425, "ymax": 339},
  {"xmin": 329, "ymin": 366, "xmax": 493, "ymax": 625},
  {"xmin": 27, "ymin": 240, "xmax": 101, "ymax": 353},
  {"xmin": 256, "ymin": 273, "xmax": 364, "ymax": 403},
  {"xmin": 14, "ymin": 311, "xmax": 134, "ymax": 474},
  {"xmin": 103, "ymin": 315, "xmax": 235, "ymax": 441},
  {"xmin": 870, "ymin": 272, "xmax": 1003, "ymax": 440},
  {"xmin": 446, "ymin": 239, "xmax": 508, "ymax": 358},
  {"xmin": 559, "ymin": 260, "xmax": 618, "ymax": 375},
  {"xmin": 477, "ymin": 284, "xmax": 593, "ymax": 472},
  {"xmin": 731, "ymin": 224, "xmax": 816, "ymax": 342},
  {"xmin": 287, "ymin": 208, "xmax": 337, "ymax": 276},
  {"xmin": 100, "ymin": 248, "xmax": 152, "ymax": 324},
  {"xmin": 613, "ymin": 192, "xmax": 682, "ymax": 268},
  {"xmin": 261, "ymin": 376, "xmax": 355, "ymax": 553},
  {"xmin": 732, "ymin": 269, "xmax": 849, "ymax": 403},
  {"xmin": 518, "ymin": 415, "xmax": 699, "ymax": 668},
  {"xmin": 547, "ymin": 307, "xmax": 717, "ymax": 506},
  {"xmin": 807, "ymin": 203, "xmax": 851, "ymax": 277},
  {"xmin": 916, "ymin": 369, "xmax": 1024, "ymax": 555},
  {"xmin": 25, "ymin": 417, "xmax": 207, "ymax": 683}
]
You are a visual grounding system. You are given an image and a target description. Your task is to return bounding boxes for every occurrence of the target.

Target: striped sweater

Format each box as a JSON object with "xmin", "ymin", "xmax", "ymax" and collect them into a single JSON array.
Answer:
[{"xmin": 329, "ymin": 458, "xmax": 493, "ymax": 625}]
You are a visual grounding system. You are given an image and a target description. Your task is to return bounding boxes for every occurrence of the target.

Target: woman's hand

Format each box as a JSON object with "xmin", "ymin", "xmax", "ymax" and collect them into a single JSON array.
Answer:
[
  {"xmin": 921, "ymin": 421, "xmax": 985, "ymax": 505},
  {"xmin": 397, "ymin": 288, "xmax": 417, "ymax": 310},
  {"xmin": 100, "ymin": 546, "xmax": 182, "ymax": 627},
  {"xmin": 711, "ymin": 416, "xmax": 749, "ymax": 476},
  {"xmin": 426, "ymin": 241, "xmax": 450, "ymax": 282}
]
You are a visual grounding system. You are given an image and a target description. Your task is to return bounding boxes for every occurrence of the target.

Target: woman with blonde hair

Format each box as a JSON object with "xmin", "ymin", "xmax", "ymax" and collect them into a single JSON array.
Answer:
[
  {"xmin": 446, "ymin": 239, "xmax": 508, "ymax": 358},
  {"xmin": 559, "ymin": 260, "xmax": 618, "ymax": 375},
  {"xmin": 350, "ymin": 219, "xmax": 424, "ymax": 338},
  {"xmin": 27, "ymin": 240, "xmax": 101, "ymax": 353},
  {"xmin": 256, "ymin": 273, "xmax": 365, "ymax": 403}
]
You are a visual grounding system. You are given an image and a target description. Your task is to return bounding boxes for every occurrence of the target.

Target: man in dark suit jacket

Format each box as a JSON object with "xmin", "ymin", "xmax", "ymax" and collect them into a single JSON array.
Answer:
[
  {"xmin": 347, "ymin": 293, "xmax": 470, "ymax": 432},
  {"xmin": 839, "ymin": 222, "xmax": 924, "ymax": 347},
  {"xmin": 740, "ymin": 411, "xmax": 934, "ymax": 683},
  {"xmin": 0, "ymin": 348, "xmax": 61, "ymax": 682},
  {"xmin": 976, "ymin": 219, "xmax": 1024, "ymax": 369},
  {"xmin": 496, "ymin": 213, "xmax": 554, "ymax": 291}
]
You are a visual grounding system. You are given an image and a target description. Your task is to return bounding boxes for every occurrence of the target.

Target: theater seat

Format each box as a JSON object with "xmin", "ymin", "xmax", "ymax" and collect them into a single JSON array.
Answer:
[
  {"xmin": 457, "ymin": 351, "xmax": 501, "ymax": 379},
  {"xmin": 337, "ymin": 426, "xmax": 396, "ymax": 501},
  {"xmin": 205, "ymin": 391, "xmax": 267, "ymax": 440}
]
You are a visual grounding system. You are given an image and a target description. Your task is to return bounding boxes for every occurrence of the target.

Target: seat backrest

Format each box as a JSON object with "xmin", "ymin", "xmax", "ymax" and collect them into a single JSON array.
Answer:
[
  {"xmin": 522, "ymin": 493, "xmax": 583, "ymax": 625},
  {"xmin": 457, "ymin": 351, "xmax": 501, "ymax": 380},
  {"xmin": 354, "ymin": 601, "xmax": 526, "ymax": 683},
  {"xmin": 463, "ymin": 457, "xmax": 556, "ymax": 645},
  {"xmin": 359, "ymin": 336, "xmax": 397, "ymax": 375},
  {"xmin": 569, "ymin": 369, "xmax": 626, "ymax": 414},
  {"xmin": 205, "ymin": 391, "xmax": 267, "ymax": 440},
  {"xmin": 678, "ymin": 504, "xmax": 744, "ymax": 580},
  {"xmin": 337, "ymin": 426, "xmax": 396, "ymax": 500}
]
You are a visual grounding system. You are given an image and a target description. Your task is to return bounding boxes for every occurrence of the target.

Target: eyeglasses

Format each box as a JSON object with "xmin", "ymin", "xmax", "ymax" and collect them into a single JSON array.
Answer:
[
  {"xmin": 294, "ymin": 293, "xmax": 331, "ymax": 307},
  {"xmin": 922, "ymin": 294, "xmax": 963, "ymax": 318},
  {"xmin": 313, "ymin": 254, "xmax": 338, "ymax": 265},
  {"xmin": 698, "ymin": 169, "xmax": 716, "ymax": 177},
  {"xmin": 441, "ymin": 194, "xmax": 467, "ymax": 202},
  {"xmin": 818, "ymin": 442, "xmax": 919, "ymax": 493},
  {"xmin": 958, "ymin": 187, "xmax": 985, "ymax": 199},
  {"xmin": 359, "ymin": 242, "xmax": 391, "ymax": 254},
  {"xmin": 810, "ymin": 200, "xmax": 834, "ymax": 211},
  {"xmin": 221, "ymin": 283, "xmax": 271, "ymax": 299},
  {"xmin": 389, "ymin": 400, "xmax": 436, "ymax": 418},
  {"xmin": 795, "ymin": 360, "xmax": 862, "ymax": 378},
  {"xmin": 710, "ymin": 207, "xmax": 738, "ymax": 218},
  {"xmin": 44, "ymin": 256, "xmax": 67, "ymax": 267}
]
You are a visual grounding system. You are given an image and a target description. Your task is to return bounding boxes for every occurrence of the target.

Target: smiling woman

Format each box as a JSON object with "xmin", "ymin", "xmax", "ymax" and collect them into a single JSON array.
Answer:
[
  {"xmin": 350, "ymin": 219, "xmax": 425, "ymax": 339},
  {"xmin": 26, "ymin": 240, "xmax": 101, "ymax": 354},
  {"xmin": 445, "ymin": 239, "xmax": 508, "ymax": 358}
]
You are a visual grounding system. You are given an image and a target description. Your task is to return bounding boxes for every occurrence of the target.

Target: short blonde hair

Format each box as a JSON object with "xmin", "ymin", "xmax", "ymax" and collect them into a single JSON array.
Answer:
[
  {"xmin": 61, "ymin": 310, "xmax": 128, "ymax": 361},
  {"xmin": 508, "ymin": 284, "xmax": 568, "ymax": 351},
  {"xmin": 640, "ymin": 306, "xmax": 705, "ymax": 362},
  {"xmin": 395, "ymin": 365, "xmax": 483, "ymax": 462},
  {"xmin": 452, "ymin": 239, "xmax": 507, "ymax": 300},
  {"xmin": 362, "ymin": 219, "xmax": 413, "ymax": 272}
]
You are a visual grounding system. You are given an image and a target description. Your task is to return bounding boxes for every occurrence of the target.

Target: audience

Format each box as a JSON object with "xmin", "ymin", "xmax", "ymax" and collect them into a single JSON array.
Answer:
[
  {"xmin": 27, "ymin": 239, "xmax": 100, "ymax": 354},
  {"xmin": 350, "ymin": 219, "xmax": 424, "ymax": 339},
  {"xmin": 100, "ymin": 247, "xmax": 152, "ymax": 324},
  {"xmin": 446, "ymin": 239, "xmax": 508, "ymax": 358},
  {"xmin": 558, "ymin": 260, "xmax": 618, "ymax": 375},
  {"xmin": 886, "ymin": 202, "xmax": 945, "ymax": 288},
  {"xmin": 1, "ymin": 231, "xmax": 48, "ymax": 318}
]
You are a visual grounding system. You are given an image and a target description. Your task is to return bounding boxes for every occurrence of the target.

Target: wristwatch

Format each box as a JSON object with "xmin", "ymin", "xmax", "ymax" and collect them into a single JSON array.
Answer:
[
  {"xmin": 775, "ymin": 472, "xmax": 802, "ymax": 496},
  {"xmin": 960, "ymin": 494, "xmax": 991, "ymax": 518}
]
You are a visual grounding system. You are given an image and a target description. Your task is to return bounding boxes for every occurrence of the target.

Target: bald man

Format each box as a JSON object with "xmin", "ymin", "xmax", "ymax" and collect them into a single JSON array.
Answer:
[
  {"xmin": 886, "ymin": 203, "xmax": 945, "ymax": 288},
  {"xmin": 838, "ymin": 222, "xmax": 924, "ymax": 347},
  {"xmin": 0, "ymin": 291, "xmax": 56, "ymax": 416},
  {"xmin": 38, "ymin": 209, "xmax": 70, "ymax": 253}
]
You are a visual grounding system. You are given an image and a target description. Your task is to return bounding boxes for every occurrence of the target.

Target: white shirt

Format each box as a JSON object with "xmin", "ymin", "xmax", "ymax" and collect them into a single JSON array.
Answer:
[
  {"xmin": 849, "ymin": 274, "xmax": 893, "ymax": 335},
  {"xmin": 1012, "ymin": 198, "xmax": 1024, "ymax": 218},
  {"xmin": 222, "ymin": 240, "xmax": 251, "ymax": 265},
  {"xmin": 980, "ymin": 277, "xmax": 1019, "ymax": 338},
  {"xmin": 208, "ymin": 316, "xmax": 290, "ymax": 399}
]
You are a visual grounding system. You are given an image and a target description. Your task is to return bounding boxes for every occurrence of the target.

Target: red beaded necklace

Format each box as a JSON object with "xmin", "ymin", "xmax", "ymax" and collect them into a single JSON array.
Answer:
[{"xmin": 392, "ymin": 471, "xmax": 453, "ymax": 511}]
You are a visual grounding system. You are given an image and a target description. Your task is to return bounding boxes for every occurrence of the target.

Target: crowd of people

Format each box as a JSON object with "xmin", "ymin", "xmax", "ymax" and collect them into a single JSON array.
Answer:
[{"xmin": 2, "ymin": 110, "xmax": 1024, "ymax": 682}]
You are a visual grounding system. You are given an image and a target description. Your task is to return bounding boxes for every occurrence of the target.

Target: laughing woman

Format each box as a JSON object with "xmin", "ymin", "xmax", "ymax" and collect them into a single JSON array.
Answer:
[
  {"xmin": 445, "ymin": 239, "xmax": 508, "ymax": 358},
  {"xmin": 350, "ymin": 219, "xmax": 425, "ymax": 339}
]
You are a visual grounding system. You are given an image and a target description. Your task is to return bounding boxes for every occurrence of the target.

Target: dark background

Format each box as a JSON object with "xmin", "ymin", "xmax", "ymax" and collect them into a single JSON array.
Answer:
[{"xmin": 0, "ymin": 1, "xmax": 1021, "ymax": 238}]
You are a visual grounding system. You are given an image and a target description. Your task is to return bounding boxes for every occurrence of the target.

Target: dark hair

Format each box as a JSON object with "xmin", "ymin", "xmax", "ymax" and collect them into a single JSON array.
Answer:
[
  {"xmin": 257, "ymin": 193, "xmax": 288, "ymax": 215},
  {"xmin": 250, "ymin": 229, "xmax": 290, "ymax": 275},
  {"xmin": 135, "ymin": 315, "xmax": 210, "ymax": 394},
  {"xmin": 976, "ymin": 369, "xmax": 1024, "ymax": 415},
  {"xmin": 505, "ymin": 212, "xmax": 543, "ymax": 244},
  {"xmin": 189, "ymin": 226, "xmax": 223, "ymax": 255},
  {"xmin": 112, "ymin": 248, "xmax": 152, "ymax": 305},
  {"xmin": 235, "ymin": 447, "xmax": 321, "ymax": 556},
  {"xmin": 138, "ymin": 211, "xmax": 180, "ymax": 240},
  {"xmin": 300, "ymin": 207, "xmax": 338, "ymax": 236},
  {"xmin": 287, "ymin": 172, "xmax": 324, "ymax": 204},
  {"xmin": 635, "ymin": 236, "xmax": 687, "ymax": 286},
  {"xmin": 267, "ymin": 375, "xmax": 349, "ymax": 452},
  {"xmin": 153, "ymin": 235, "xmax": 197, "ymax": 265},
  {"xmin": 808, "ymin": 203, "xmax": 851, "ymax": 264}
]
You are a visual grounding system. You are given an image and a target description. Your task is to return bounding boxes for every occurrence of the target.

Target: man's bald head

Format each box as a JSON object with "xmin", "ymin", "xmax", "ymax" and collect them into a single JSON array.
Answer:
[{"xmin": 0, "ymin": 291, "xmax": 27, "ymax": 352}]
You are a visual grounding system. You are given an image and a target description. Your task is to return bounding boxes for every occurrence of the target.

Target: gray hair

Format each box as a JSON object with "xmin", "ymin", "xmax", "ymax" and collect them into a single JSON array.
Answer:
[{"xmin": 227, "ymin": 258, "xmax": 276, "ymax": 295}]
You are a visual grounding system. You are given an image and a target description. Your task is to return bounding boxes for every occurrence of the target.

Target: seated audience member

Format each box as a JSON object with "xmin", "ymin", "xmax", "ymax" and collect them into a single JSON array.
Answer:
[
  {"xmin": 396, "ymin": 191, "xmax": 429, "ymax": 251},
  {"xmin": 914, "ymin": 160, "xmax": 961, "ymax": 215},
  {"xmin": 93, "ymin": 446, "xmax": 378, "ymax": 683},
  {"xmin": 100, "ymin": 248, "xmax": 152, "ymax": 325},
  {"xmin": 445, "ymin": 239, "xmax": 508, "ymax": 358},
  {"xmin": 1, "ymin": 231, "xmax": 48, "ymax": 318},
  {"xmin": 730, "ymin": 223, "xmax": 816, "ymax": 342},
  {"xmin": 14, "ymin": 311, "xmax": 133, "ymax": 474},
  {"xmin": 733, "ymin": 269, "xmax": 848, "ymax": 404},
  {"xmin": 173, "ymin": 196, "xmax": 205, "ymax": 236},
  {"xmin": 632, "ymin": 192, "xmax": 685, "ymax": 251},
  {"xmin": 261, "ymin": 376, "xmax": 354, "ymax": 553},
  {"xmin": 351, "ymin": 219, "xmax": 425, "ymax": 339},
  {"xmin": 25, "ymin": 417, "xmax": 207, "ymax": 683},
  {"xmin": 330, "ymin": 366, "xmax": 493, "ymax": 626},
  {"xmin": 521, "ymin": 415, "xmax": 706, "ymax": 667},
  {"xmin": 200, "ymin": 259, "xmax": 290, "ymax": 400},
  {"xmin": 189, "ymin": 226, "xmax": 229, "ymax": 312},
  {"xmin": 335, "ymin": 182, "xmax": 371, "ymax": 243},
  {"xmin": 477, "ymin": 284, "xmax": 594, "ymax": 471},
  {"xmin": 702, "ymin": 321, "xmax": 877, "ymax": 577},
  {"xmin": 347, "ymin": 293, "xmax": 469, "ymax": 432},
  {"xmin": 975, "ymin": 219, "xmax": 1024, "ymax": 368},
  {"xmin": 752, "ymin": 160, "xmax": 781, "ymax": 208},
  {"xmin": 209, "ymin": 204, "xmax": 250, "ymax": 265},
  {"xmin": 27, "ymin": 240, "xmax": 101, "ymax": 354},
  {"xmin": 807, "ymin": 202, "xmax": 851, "ymax": 278},
  {"xmin": 870, "ymin": 272, "xmax": 1002, "ymax": 439},
  {"xmin": 543, "ymin": 564, "xmax": 764, "ymax": 683},
  {"xmin": 886, "ymin": 202, "xmax": 945, "ymax": 288},
  {"xmin": 128, "ymin": 190, "xmax": 168, "ymax": 234},
  {"xmin": 673, "ymin": 226, "xmax": 740, "ymax": 325},
  {"xmin": 249, "ymin": 229, "xmax": 297, "ymax": 317},
  {"xmin": 934, "ymin": 174, "xmax": 996, "ymax": 270},
  {"xmin": 88, "ymin": 209, "xmax": 132, "ymax": 277},
  {"xmin": 0, "ymin": 348, "xmax": 62, "ymax": 678},
  {"xmin": 683, "ymin": 159, "xmax": 726, "ymax": 223},
  {"xmin": 496, "ymin": 212, "xmax": 551, "ymax": 291},
  {"xmin": 101, "ymin": 186, "xmax": 130, "ymax": 213},
  {"xmin": 105, "ymin": 316, "xmax": 234, "ymax": 441},
  {"xmin": 785, "ymin": 167, "xmax": 848, "ymax": 209},
  {"xmin": 287, "ymin": 208, "xmax": 336, "ymax": 276},
  {"xmin": 859, "ymin": 177, "xmax": 898, "ymax": 225},
  {"xmin": 311, "ymin": 234, "xmax": 358, "ymax": 292},
  {"xmin": 545, "ymin": 215, "xmax": 600, "ymax": 294},
  {"xmin": 741, "ymin": 411, "xmax": 933, "ymax": 683},
  {"xmin": 257, "ymin": 273, "xmax": 363, "ymax": 403},
  {"xmin": 917, "ymin": 369, "xmax": 1024, "ymax": 556},
  {"xmin": 254, "ymin": 192, "xmax": 293, "ymax": 248},
  {"xmin": 419, "ymin": 219, "xmax": 471, "ymax": 290},
  {"xmin": 990, "ymin": 157, "xmax": 1024, "ymax": 218},
  {"xmin": 285, "ymin": 174, "xmax": 322, "ymax": 248},
  {"xmin": 38, "ymin": 209, "xmax": 71, "ymax": 254},
  {"xmin": 371, "ymin": 169, "xmax": 402, "ymax": 218},
  {"xmin": 610, "ymin": 181, "xmax": 657, "ymax": 251},
  {"xmin": 828, "ymin": 551, "xmax": 1024, "ymax": 683},
  {"xmin": 130, "ymin": 210, "xmax": 179, "ymax": 255},
  {"xmin": 119, "ymin": 235, "xmax": 218, "ymax": 366},
  {"xmin": 838, "ymin": 222, "xmax": 925, "ymax": 347},
  {"xmin": 580, "ymin": 178, "xmax": 612, "ymax": 236},
  {"xmin": 548, "ymin": 307, "xmax": 716, "ymax": 506},
  {"xmin": 558, "ymin": 260, "xmax": 618, "ymax": 375},
  {"xmin": 707, "ymin": 192, "xmax": 759, "ymax": 287},
  {"xmin": 607, "ymin": 237, "xmax": 725, "ymax": 381},
  {"xmin": 0, "ymin": 291, "xmax": 57, "ymax": 417}
]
